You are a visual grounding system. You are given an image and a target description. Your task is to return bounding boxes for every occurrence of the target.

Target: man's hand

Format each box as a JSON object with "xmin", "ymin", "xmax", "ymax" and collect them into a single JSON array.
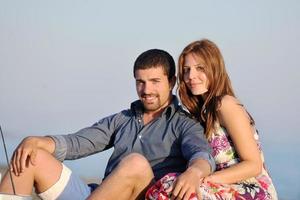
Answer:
[
  {"xmin": 168, "ymin": 159, "xmax": 211, "ymax": 200},
  {"xmin": 11, "ymin": 136, "xmax": 55, "ymax": 176},
  {"xmin": 169, "ymin": 167, "xmax": 203, "ymax": 200}
]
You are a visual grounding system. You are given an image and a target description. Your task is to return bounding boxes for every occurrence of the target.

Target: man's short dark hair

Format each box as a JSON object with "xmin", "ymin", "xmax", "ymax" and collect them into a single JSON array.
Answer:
[{"xmin": 133, "ymin": 49, "xmax": 175, "ymax": 81}]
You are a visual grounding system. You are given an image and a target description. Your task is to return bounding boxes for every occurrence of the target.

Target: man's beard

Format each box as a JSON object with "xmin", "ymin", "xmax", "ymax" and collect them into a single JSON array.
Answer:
[{"xmin": 141, "ymin": 94, "xmax": 161, "ymax": 112}]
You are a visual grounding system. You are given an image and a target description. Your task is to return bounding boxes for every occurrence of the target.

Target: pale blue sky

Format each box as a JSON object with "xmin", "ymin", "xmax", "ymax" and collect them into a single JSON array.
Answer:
[{"xmin": 0, "ymin": 0, "xmax": 299, "ymax": 199}]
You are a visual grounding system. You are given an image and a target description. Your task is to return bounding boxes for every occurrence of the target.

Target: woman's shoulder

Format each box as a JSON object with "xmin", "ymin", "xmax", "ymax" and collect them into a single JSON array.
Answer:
[
  {"xmin": 217, "ymin": 95, "xmax": 248, "ymax": 125},
  {"xmin": 219, "ymin": 95, "xmax": 242, "ymax": 111}
]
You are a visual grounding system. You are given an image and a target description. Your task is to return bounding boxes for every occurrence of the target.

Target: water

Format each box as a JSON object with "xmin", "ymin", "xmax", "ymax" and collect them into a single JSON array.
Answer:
[{"xmin": 263, "ymin": 142, "xmax": 300, "ymax": 200}]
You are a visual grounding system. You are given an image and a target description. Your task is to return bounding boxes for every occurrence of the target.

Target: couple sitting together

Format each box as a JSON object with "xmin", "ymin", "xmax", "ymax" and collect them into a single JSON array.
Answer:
[{"xmin": 0, "ymin": 39, "xmax": 278, "ymax": 200}]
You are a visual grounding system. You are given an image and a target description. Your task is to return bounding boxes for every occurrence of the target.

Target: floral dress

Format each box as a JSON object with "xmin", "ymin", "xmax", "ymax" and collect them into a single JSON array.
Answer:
[{"xmin": 145, "ymin": 125, "xmax": 278, "ymax": 200}]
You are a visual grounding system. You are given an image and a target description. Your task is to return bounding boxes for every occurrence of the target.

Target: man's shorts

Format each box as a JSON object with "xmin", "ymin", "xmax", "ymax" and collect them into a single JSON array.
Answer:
[{"xmin": 38, "ymin": 164, "xmax": 94, "ymax": 200}]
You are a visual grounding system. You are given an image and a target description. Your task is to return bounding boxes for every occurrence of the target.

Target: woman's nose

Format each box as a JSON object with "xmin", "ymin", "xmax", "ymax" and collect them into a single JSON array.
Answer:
[{"xmin": 188, "ymin": 68, "xmax": 196, "ymax": 79}]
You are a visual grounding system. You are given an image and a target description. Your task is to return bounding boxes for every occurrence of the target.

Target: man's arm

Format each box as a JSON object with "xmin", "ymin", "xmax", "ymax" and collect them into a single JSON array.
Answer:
[
  {"xmin": 49, "ymin": 111, "xmax": 127, "ymax": 161},
  {"xmin": 180, "ymin": 119, "xmax": 215, "ymax": 172},
  {"xmin": 175, "ymin": 116, "xmax": 215, "ymax": 200},
  {"xmin": 12, "ymin": 111, "xmax": 126, "ymax": 175}
]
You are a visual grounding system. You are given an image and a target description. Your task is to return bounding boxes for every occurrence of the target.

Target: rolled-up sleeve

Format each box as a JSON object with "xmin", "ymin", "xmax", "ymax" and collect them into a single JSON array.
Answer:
[
  {"xmin": 48, "ymin": 112, "xmax": 122, "ymax": 161},
  {"xmin": 50, "ymin": 135, "xmax": 68, "ymax": 161},
  {"xmin": 181, "ymin": 122, "xmax": 216, "ymax": 172}
]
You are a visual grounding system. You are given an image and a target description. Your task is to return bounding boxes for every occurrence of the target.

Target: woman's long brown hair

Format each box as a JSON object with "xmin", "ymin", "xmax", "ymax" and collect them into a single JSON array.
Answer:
[{"xmin": 178, "ymin": 39, "xmax": 235, "ymax": 139}]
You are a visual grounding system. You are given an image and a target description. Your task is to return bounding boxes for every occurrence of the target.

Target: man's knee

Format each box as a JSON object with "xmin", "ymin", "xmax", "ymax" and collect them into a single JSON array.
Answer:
[
  {"xmin": 117, "ymin": 153, "xmax": 153, "ymax": 178},
  {"xmin": 29, "ymin": 149, "xmax": 62, "ymax": 175},
  {"xmin": 29, "ymin": 149, "xmax": 63, "ymax": 193},
  {"xmin": 120, "ymin": 153, "xmax": 150, "ymax": 168},
  {"xmin": 33, "ymin": 149, "xmax": 56, "ymax": 165}
]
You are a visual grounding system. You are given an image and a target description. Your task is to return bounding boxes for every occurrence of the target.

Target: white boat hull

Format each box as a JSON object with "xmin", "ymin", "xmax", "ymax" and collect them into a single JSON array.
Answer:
[{"xmin": 0, "ymin": 193, "xmax": 32, "ymax": 200}]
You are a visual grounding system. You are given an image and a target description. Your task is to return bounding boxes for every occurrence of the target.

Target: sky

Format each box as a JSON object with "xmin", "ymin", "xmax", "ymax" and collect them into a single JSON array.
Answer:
[{"xmin": 0, "ymin": 0, "xmax": 299, "ymax": 199}]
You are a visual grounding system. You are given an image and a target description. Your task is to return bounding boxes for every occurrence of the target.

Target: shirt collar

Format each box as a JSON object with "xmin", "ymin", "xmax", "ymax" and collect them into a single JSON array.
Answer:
[{"xmin": 130, "ymin": 95, "xmax": 180, "ymax": 120}]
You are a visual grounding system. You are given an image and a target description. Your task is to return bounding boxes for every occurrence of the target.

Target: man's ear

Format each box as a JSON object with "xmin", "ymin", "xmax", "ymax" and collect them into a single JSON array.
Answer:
[{"xmin": 170, "ymin": 76, "xmax": 176, "ymax": 90}]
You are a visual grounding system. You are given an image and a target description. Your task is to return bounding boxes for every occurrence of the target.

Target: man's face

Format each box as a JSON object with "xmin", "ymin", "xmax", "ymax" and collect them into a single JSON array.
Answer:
[{"xmin": 135, "ymin": 66, "xmax": 174, "ymax": 113}]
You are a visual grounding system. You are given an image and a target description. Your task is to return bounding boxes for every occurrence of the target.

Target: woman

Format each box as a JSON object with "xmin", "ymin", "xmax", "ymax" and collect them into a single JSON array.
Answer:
[{"xmin": 146, "ymin": 39, "xmax": 278, "ymax": 200}]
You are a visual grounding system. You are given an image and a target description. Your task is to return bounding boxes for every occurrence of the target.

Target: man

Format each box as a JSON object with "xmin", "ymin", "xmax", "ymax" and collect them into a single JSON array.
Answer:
[{"xmin": 0, "ymin": 49, "xmax": 215, "ymax": 200}]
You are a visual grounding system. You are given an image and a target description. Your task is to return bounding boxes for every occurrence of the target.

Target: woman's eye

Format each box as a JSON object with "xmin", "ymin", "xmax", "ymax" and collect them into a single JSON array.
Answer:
[
  {"xmin": 183, "ymin": 67, "xmax": 189, "ymax": 73},
  {"xmin": 196, "ymin": 66, "xmax": 205, "ymax": 71}
]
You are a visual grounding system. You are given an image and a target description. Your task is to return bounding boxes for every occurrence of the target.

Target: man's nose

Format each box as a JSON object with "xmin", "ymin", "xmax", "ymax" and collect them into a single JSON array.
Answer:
[{"xmin": 143, "ymin": 82, "xmax": 152, "ymax": 94}]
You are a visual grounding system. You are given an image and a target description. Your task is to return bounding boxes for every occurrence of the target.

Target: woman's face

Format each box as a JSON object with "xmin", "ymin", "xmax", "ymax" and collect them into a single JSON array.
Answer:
[{"xmin": 183, "ymin": 53, "xmax": 209, "ymax": 96}]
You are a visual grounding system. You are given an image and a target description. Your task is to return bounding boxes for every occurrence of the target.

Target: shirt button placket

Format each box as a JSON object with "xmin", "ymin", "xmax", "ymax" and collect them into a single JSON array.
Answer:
[{"xmin": 137, "ymin": 116, "xmax": 143, "ymax": 140}]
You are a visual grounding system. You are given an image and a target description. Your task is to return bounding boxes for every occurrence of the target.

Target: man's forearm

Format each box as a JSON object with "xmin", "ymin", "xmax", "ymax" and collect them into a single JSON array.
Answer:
[{"xmin": 187, "ymin": 158, "xmax": 212, "ymax": 179}]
